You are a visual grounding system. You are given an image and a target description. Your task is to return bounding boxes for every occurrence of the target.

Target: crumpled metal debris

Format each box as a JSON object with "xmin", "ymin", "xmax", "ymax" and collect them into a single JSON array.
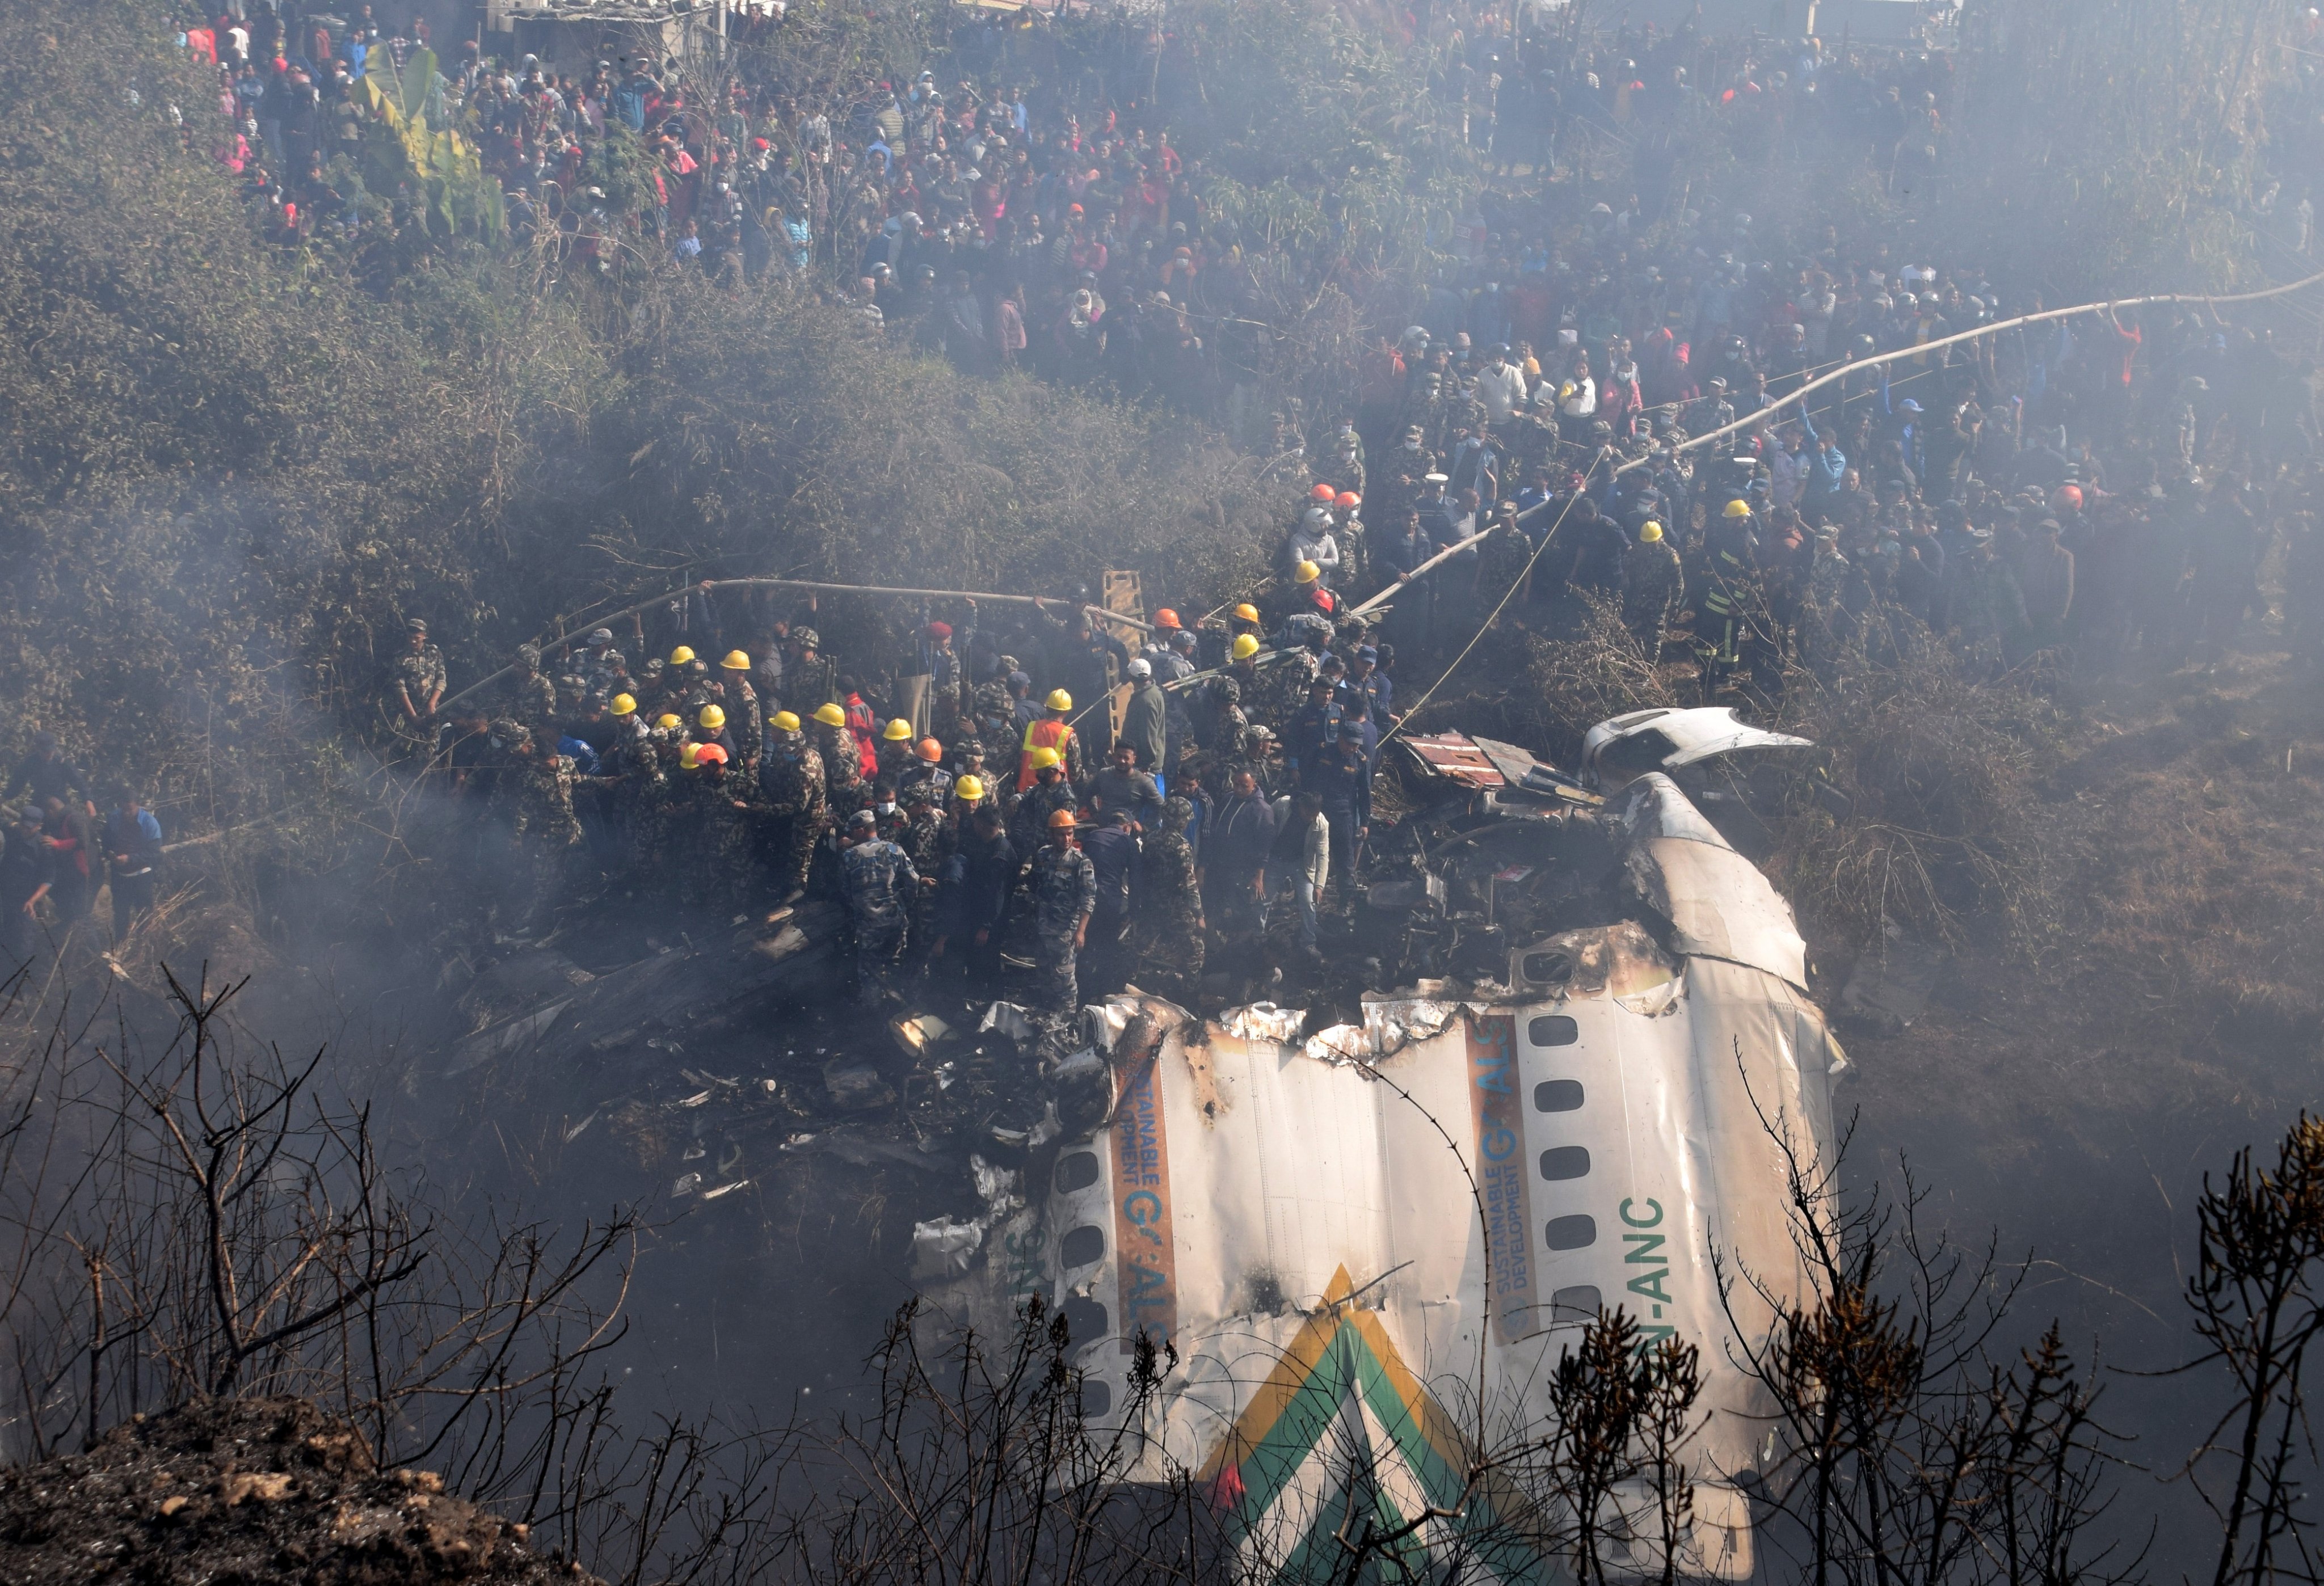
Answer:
[
  {"xmin": 910, "ymin": 1217, "xmax": 984, "ymax": 1280},
  {"xmin": 1220, "ymin": 1002, "xmax": 1307, "ymax": 1043},
  {"xmin": 823, "ymin": 1060, "xmax": 896, "ymax": 1111}
]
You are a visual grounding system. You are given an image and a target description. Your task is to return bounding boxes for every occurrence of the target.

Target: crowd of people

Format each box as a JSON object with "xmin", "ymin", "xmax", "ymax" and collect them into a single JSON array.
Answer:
[
  {"xmin": 403, "ymin": 584, "xmax": 1388, "ymax": 1013},
  {"xmin": 95, "ymin": 0, "xmax": 2321, "ymax": 1010},
  {"xmin": 0, "ymin": 736, "xmax": 166, "ymax": 967}
]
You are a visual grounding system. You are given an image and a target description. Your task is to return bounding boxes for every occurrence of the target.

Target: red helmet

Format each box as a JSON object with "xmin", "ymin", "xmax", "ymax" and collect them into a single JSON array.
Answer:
[
  {"xmin": 1310, "ymin": 483, "xmax": 1336, "ymax": 501},
  {"xmin": 694, "ymin": 743, "xmax": 729, "ymax": 765},
  {"xmin": 2054, "ymin": 484, "xmax": 2083, "ymax": 511},
  {"xmin": 1335, "ymin": 491, "xmax": 1361, "ymax": 511}
]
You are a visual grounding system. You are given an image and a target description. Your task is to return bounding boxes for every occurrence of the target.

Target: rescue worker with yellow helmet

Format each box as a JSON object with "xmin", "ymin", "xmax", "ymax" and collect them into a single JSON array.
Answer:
[
  {"xmin": 1623, "ymin": 518, "xmax": 1684, "ymax": 659},
  {"xmin": 1017, "ymin": 687, "xmax": 1083, "ymax": 791},
  {"xmin": 760, "ymin": 708, "xmax": 825, "ymax": 904},
  {"xmin": 876, "ymin": 716, "xmax": 917, "ymax": 781},
  {"xmin": 812, "ymin": 701, "xmax": 866, "ymax": 809},
  {"xmin": 1009, "ymin": 742, "xmax": 1077, "ymax": 857},
  {"xmin": 713, "ymin": 649, "xmax": 761, "ymax": 774}
]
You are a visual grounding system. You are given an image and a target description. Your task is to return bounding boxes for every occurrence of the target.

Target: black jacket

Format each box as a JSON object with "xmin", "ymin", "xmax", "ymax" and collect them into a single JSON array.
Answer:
[{"xmin": 1206, "ymin": 792, "xmax": 1275, "ymax": 880}]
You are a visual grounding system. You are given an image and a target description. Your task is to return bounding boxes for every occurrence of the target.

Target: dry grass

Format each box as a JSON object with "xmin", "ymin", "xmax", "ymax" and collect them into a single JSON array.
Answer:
[{"xmin": 1770, "ymin": 641, "xmax": 2071, "ymax": 951}]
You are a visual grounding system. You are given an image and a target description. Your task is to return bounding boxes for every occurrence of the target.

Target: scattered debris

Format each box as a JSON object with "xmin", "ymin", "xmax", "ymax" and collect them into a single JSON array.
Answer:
[
  {"xmin": 0, "ymin": 1395, "xmax": 582, "ymax": 1584},
  {"xmin": 1580, "ymin": 705, "xmax": 1815, "ymax": 791},
  {"xmin": 822, "ymin": 1061, "xmax": 896, "ymax": 1112},
  {"xmin": 910, "ymin": 1217, "xmax": 984, "ymax": 1280}
]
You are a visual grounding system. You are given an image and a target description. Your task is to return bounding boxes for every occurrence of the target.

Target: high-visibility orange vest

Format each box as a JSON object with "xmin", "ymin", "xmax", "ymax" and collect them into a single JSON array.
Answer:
[{"xmin": 1017, "ymin": 717, "xmax": 1075, "ymax": 790}]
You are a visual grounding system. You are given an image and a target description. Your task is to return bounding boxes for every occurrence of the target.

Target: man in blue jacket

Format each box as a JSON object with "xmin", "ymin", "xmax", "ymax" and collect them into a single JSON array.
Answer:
[{"xmin": 103, "ymin": 792, "xmax": 163, "ymax": 946}]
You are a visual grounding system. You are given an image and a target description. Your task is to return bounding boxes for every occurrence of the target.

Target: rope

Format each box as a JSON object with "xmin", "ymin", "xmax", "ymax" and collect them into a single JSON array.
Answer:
[{"xmin": 1371, "ymin": 265, "xmax": 2324, "ymax": 736}]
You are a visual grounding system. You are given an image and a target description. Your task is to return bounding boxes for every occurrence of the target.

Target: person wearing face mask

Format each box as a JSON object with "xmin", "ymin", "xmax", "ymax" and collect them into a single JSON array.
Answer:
[{"xmin": 1477, "ymin": 343, "xmax": 1527, "ymax": 427}]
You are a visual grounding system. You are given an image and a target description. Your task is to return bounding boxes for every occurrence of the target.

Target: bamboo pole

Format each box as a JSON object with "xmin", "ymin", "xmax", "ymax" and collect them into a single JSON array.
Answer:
[{"xmin": 1349, "ymin": 264, "xmax": 2324, "ymax": 622}]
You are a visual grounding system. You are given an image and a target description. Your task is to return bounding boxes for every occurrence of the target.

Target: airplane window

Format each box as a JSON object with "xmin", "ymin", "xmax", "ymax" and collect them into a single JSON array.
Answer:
[
  {"xmin": 1535, "ymin": 1079, "xmax": 1584, "ymax": 1112},
  {"xmin": 1551, "ymin": 1284, "xmax": 1602, "ymax": 1321},
  {"xmin": 1527, "ymin": 1014, "xmax": 1579, "ymax": 1047},
  {"xmin": 1522, "ymin": 951, "xmax": 1574, "ymax": 988},
  {"xmin": 1545, "ymin": 1215, "xmax": 1598, "ymax": 1250},
  {"xmin": 1061, "ymin": 1294, "xmax": 1109, "ymax": 1346},
  {"xmin": 1060, "ymin": 1225, "xmax": 1106, "ymax": 1268},
  {"xmin": 1055, "ymin": 1151, "xmax": 1102, "ymax": 1195},
  {"xmin": 1539, "ymin": 1146, "xmax": 1592, "ymax": 1181}
]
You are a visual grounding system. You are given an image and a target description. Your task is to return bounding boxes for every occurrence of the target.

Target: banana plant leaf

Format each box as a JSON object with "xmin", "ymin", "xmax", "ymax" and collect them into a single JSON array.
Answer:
[{"xmin": 399, "ymin": 48, "xmax": 438, "ymax": 125}]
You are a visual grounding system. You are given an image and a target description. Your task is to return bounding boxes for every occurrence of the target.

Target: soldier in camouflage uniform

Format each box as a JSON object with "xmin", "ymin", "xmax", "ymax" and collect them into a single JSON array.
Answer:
[
  {"xmin": 507, "ymin": 644, "xmax": 559, "ymax": 733},
  {"xmin": 970, "ymin": 659, "xmax": 1020, "ymax": 748},
  {"xmin": 1008, "ymin": 750, "xmax": 1077, "ymax": 862},
  {"xmin": 782, "ymin": 629, "xmax": 838, "ymax": 720},
  {"xmin": 1259, "ymin": 627, "xmax": 1326, "ymax": 727},
  {"xmin": 1622, "ymin": 521, "xmax": 1683, "ymax": 659},
  {"xmin": 670, "ymin": 745, "xmax": 766, "ymax": 910},
  {"xmin": 840, "ymin": 809, "xmax": 920, "ymax": 1007},
  {"xmin": 579, "ymin": 629, "xmax": 628, "ymax": 700},
  {"xmin": 623, "ymin": 732, "xmax": 687, "ymax": 883},
  {"xmin": 814, "ymin": 707, "xmax": 866, "ymax": 814},
  {"xmin": 599, "ymin": 705, "xmax": 662, "ymax": 876},
  {"xmin": 714, "ymin": 655, "xmax": 762, "ymax": 775},
  {"xmin": 1196, "ymin": 673, "xmax": 1250, "ymax": 757},
  {"xmin": 1020, "ymin": 807, "xmax": 1096, "ymax": 1014},
  {"xmin": 1134, "ymin": 796, "xmax": 1205, "ymax": 1004},
  {"xmin": 758, "ymin": 712, "xmax": 826, "ymax": 903},
  {"xmin": 386, "ymin": 618, "xmax": 448, "ymax": 753},
  {"xmin": 501, "ymin": 720, "xmax": 580, "ymax": 930},
  {"xmin": 897, "ymin": 781, "xmax": 952, "ymax": 959},
  {"xmin": 897, "ymin": 737, "xmax": 955, "ymax": 806}
]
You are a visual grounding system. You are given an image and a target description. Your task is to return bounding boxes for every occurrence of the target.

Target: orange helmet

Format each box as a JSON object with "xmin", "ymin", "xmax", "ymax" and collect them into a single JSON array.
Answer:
[
  {"xmin": 916, "ymin": 737, "xmax": 944, "ymax": 762},
  {"xmin": 1154, "ymin": 608, "xmax": 1182, "ymax": 629},
  {"xmin": 1310, "ymin": 483, "xmax": 1336, "ymax": 501},
  {"xmin": 1336, "ymin": 491, "xmax": 1361, "ymax": 511}
]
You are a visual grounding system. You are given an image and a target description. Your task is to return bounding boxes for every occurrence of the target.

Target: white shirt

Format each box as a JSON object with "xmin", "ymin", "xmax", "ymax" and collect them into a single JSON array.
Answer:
[
  {"xmin": 1560, "ymin": 375, "xmax": 1597, "ymax": 417},
  {"xmin": 1298, "ymin": 809, "xmax": 1330, "ymax": 892},
  {"xmin": 1477, "ymin": 361, "xmax": 1528, "ymax": 424},
  {"xmin": 1771, "ymin": 445, "xmax": 1807, "ymax": 508},
  {"xmin": 1290, "ymin": 528, "xmax": 1342, "ymax": 576}
]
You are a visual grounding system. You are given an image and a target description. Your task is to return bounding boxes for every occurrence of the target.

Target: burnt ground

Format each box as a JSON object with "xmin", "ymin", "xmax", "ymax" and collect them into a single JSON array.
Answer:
[
  {"xmin": 1825, "ymin": 644, "xmax": 2324, "ymax": 1567},
  {"xmin": 0, "ymin": 1396, "xmax": 584, "ymax": 1586}
]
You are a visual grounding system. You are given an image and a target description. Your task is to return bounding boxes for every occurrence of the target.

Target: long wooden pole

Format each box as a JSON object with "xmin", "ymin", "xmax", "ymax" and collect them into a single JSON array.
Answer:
[
  {"xmin": 448, "ymin": 268, "xmax": 2324, "ymax": 711},
  {"xmin": 1348, "ymin": 265, "xmax": 2324, "ymax": 621}
]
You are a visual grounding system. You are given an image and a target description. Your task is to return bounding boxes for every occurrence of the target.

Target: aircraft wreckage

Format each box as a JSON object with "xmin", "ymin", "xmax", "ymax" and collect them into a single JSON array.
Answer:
[{"xmin": 449, "ymin": 709, "xmax": 1838, "ymax": 1581}]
